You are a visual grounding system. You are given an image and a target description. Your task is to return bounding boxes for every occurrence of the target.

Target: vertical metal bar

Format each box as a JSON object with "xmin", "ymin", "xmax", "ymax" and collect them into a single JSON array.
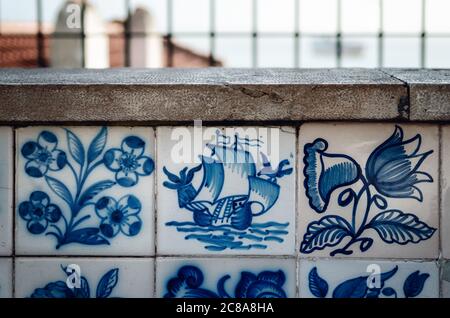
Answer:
[
  {"xmin": 336, "ymin": 0, "xmax": 342, "ymax": 67},
  {"xmin": 124, "ymin": 0, "xmax": 131, "ymax": 67},
  {"xmin": 420, "ymin": 0, "xmax": 426, "ymax": 68},
  {"xmin": 80, "ymin": 1, "xmax": 86, "ymax": 68},
  {"xmin": 294, "ymin": 0, "xmax": 300, "ymax": 68},
  {"xmin": 209, "ymin": 0, "xmax": 216, "ymax": 66},
  {"xmin": 36, "ymin": 0, "xmax": 45, "ymax": 67},
  {"xmin": 167, "ymin": 0, "xmax": 174, "ymax": 67},
  {"xmin": 252, "ymin": 0, "xmax": 257, "ymax": 67},
  {"xmin": 378, "ymin": 0, "xmax": 383, "ymax": 67}
]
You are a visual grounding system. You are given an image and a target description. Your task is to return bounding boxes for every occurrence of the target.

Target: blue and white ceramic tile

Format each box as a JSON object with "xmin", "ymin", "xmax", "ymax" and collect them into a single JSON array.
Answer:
[
  {"xmin": 298, "ymin": 123, "xmax": 439, "ymax": 258},
  {"xmin": 157, "ymin": 126, "xmax": 296, "ymax": 255},
  {"xmin": 0, "ymin": 258, "xmax": 12, "ymax": 298},
  {"xmin": 441, "ymin": 125, "xmax": 450, "ymax": 259},
  {"xmin": 441, "ymin": 261, "xmax": 450, "ymax": 298},
  {"xmin": 15, "ymin": 257, "xmax": 154, "ymax": 298},
  {"xmin": 299, "ymin": 259, "xmax": 439, "ymax": 298},
  {"xmin": 0, "ymin": 128, "xmax": 12, "ymax": 255},
  {"xmin": 156, "ymin": 257, "xmax": 296, "ymax": 298},
  {"xmin": 16, "ymin": 127, "xmax": 155, "ymax": 255}
]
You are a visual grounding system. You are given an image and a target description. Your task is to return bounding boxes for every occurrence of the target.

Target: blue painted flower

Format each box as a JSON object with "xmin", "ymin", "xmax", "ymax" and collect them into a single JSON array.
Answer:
[
  {"xmin": 235, "ymin": 270, "xmax": 287, "ymax": 298},
  {"xmin": 21, "ymin": 131, "xmax": 67, "ymax": 178},
  {"xmin": 366, "ymin": 126, "xmax": 433, "ymax": 201},
  {"xmin": 164, "ymin": 265, "xmax": 219, "ymax": 298},
  {"xmin": 303, "ymin": 138, "xmax": 361, "ymax": 213},
  {"xmin": 18, "ymin": 191, "xmax": 62, "ymax": 234},
  {"xmin": 103, "ymin": 136, "xmax": 154, "ymax": 187},
  {"xmin": 30, "ymin": 281, "xmax": 76, "ymax": 298},
  {"xmin": 95, "ymin": 195, "xmax": 142, "ymax": 238}
]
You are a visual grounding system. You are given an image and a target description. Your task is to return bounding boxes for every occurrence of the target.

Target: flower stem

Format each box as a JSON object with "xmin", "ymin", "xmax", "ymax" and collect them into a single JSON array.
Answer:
[{"xmin": 355, "ymin": 176, "xmax": 373, "ymax": 237}]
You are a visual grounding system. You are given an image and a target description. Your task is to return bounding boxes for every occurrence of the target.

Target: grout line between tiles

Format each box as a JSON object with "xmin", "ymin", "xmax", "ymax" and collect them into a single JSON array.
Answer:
[{"xmin": 153, "ymin": 127, "xmax": 158, "ymax": 298}]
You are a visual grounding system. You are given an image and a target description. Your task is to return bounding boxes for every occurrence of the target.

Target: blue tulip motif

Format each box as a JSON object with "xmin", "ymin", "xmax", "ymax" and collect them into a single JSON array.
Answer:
[
  {"xmin": 301, "ymin": 126, "xmax": 436, "ymax": 256},
  {"xmin": 303, "ymin": 138, "xmax": 361, "ymax": 213},
  {"xmin": 366, "ymin": 126, "xmax": 433, "ymax": 201}
]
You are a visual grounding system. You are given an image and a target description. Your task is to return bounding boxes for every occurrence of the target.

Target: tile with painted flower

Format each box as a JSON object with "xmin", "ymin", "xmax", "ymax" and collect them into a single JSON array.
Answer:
[
  {"xmin": 15, "ymin": 258, "xmax": 154, "ymax": 298},
  {"xmin": 16, "ymin": 127, "xmax": 155, "ymax": 255},
  {"xmin": 299, "ymin": 259, "xmax": 438, "ymax": 298},
  {"xmin": 298, "ymin": 123, "xmax": 439, "ymax": 258},
  {"xmin": 156, "ymin": 257, "xmax": 296, "ymax": 298},
  {"xmin": 157, "ymin": 126, "xmax": 296, "ymax": 255}
]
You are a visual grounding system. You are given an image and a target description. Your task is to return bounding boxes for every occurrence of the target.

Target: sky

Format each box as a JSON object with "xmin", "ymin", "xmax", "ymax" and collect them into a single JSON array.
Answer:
[{"xmin": 1, "ymin": 0, "xmax": 450, "ymax": 67}]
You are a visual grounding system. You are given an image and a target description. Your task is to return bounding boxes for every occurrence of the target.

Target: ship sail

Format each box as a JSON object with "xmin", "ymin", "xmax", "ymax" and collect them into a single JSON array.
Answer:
[
  {"xmin": 247, "ymin": 176, "xmax": 280, "ymax": 215},
  {"xmin": 193, "ymin": 156, "xmax": 224, "ymax": 203},
  {"xmin": 213, "ymin": 145, "xmax": 256, "ymax": 199}
]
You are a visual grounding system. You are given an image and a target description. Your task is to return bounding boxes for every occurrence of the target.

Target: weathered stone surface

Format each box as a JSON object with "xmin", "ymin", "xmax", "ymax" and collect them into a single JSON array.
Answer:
[
  {"xmin": 385, "ymin": 69, "xmax": 450, "ymax": 121},
  {"xmin": 0, "ymin": 68, "xmax": 407, "ymax": 123}
]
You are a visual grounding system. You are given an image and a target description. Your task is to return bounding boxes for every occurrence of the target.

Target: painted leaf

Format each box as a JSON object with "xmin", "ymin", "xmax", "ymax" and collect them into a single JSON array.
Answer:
[
  {"xmin": 73, "ymin": 277, "xmax": 90, "ymax": 298},
  {"xmin": 300, "ymin": 215, "xmax": 352, "ymax": 254},
  {"xmin": 78, "ymin": 180, "xmax": 116, "ymax": 206},
  {"xmin": 382, "ymin": 287, "xmax": 396, "ymax": 297},
  {"xmin": 403, "ymin": 271, "xmax": 429, "ymax": 298},
  {"xmin": 308, "ymin": 267, "xmax": 328, "ymax": 298},
  {"xmin": 332, "ymin": 276, "xmax": 368, "ymax": 298},
  {"xmin": 66, "ymin": 129, "xmax": 85, "ymax": 166},
  {"xmin": 87, "ymin": 127, "xmax": 107, "ymax": 164},
  {"xmin": 96, "ymin": 268, "xmax": 119, "ymax": 298},
  {"xmin": 368, "ymin": 210, "xmax": 436, "ymax": 244},
  {"xmin": 65, "ymin": 228, "xmax": 109, "ymax": 245},
  {"xmin": 45, "ymin": 176, "xmax": 73, "ymax": 206}
]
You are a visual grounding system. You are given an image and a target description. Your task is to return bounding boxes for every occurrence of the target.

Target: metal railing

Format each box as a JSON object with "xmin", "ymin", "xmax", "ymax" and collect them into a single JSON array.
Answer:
[{"xmin": 0, "ymin": 0, "xmax": 449, "ymax": 68}]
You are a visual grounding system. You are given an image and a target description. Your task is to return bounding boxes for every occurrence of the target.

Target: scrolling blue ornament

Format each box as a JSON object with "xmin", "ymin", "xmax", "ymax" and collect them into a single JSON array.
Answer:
[
  {"xmin": 301, "ymin": 126, "xmax": 436, "ymax": 256},
  {"xmin": 308, "ymin": 266, "xmax": 430, "ymax": 298},
  {"xmin": 165, "ymin": 265, "xmax": 287, "ymax": 298},
  {"xmin": 19, "ymin": 128, "xmax": 154, "ymax": 249}
]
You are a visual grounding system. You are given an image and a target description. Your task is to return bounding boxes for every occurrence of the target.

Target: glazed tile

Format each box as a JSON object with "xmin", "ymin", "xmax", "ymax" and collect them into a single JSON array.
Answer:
[
  {"xmin": 441, "ymin": 260, "xmax": 450, "ymax": 298},
  {"xmin": 157, "ymin": 126, "xmax": 296, "ymax": 255},
  {"xmin": 15, "ymin": 257, "xmax": 154, "ymax": 298},
  {"xmin": 156, "ymin": 257, "xmax": 296, "ymax": 298},
  {"xmin": 16, "ymin": 127, "xmax": 155, "ymax": 255},
  {"xmin": 0, "ymin": 128, "xmax": 12, "ymax": 255},
  {"xmin": 441, "ymin": 125, "xmax": 450, "ymax": 259},
  {"xmin": 299, "ymin": 259, "xmax": 439, "ymax": 298},
  {"xmin": 298, "ymin": 123, "xmax": 439, "ymax": 258},
  {"xmin": 0, "ymin": 258, "xmax": 12, "ymax": 298}
]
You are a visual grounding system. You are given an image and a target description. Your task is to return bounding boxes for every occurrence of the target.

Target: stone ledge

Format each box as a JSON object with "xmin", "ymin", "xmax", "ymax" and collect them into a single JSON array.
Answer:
[
  {"xmin": 0, "ymin": 68, "xmax": 439, "ymax": 123},
  {"xmin": 384, "ymin": 69, "xmax": 450, "ymax": 121}
]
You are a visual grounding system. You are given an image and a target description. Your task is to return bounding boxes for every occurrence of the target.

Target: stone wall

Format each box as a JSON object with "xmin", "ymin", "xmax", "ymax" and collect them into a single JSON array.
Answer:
[{"xmin": 0, "ymin": 68, "xmax": 449, "ymax": 298}]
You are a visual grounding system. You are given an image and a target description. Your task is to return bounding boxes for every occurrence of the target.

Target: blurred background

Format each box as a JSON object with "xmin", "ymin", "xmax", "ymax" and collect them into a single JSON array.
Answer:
[{"xmin": 0, "ymin": 0, "xmax": 449, "ymax": 68}]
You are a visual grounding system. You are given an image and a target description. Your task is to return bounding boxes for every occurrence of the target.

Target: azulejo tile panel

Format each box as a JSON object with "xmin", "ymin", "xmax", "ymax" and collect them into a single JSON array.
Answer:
[
  {"xmin": 157, "ymin": 126, "xmax": 296, "ymax": 255},
  {"xmin": 156, "ymin": 257, "xmax": 296, "ymax": 298},
  {"xmin": 298, "ymin": 123, "xmax": 439, "ymax": 258},
  {"xmin": 16, "ymin": 127, "xmax": 155, "ymax": 255},
  {"xmin": 0, "ymin": 127, "xmax": 13, "ymax": 256},
  {"xmin": 0, "ymin": 258, "xmax": 12, "ymax": 298},
  {"xmin": 299, "ymin": 259, "xmax": 439, "ymax": 298},
  {"xmin": 15, "ymin": 258, "xmax": 154, "ymax": 298}
]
